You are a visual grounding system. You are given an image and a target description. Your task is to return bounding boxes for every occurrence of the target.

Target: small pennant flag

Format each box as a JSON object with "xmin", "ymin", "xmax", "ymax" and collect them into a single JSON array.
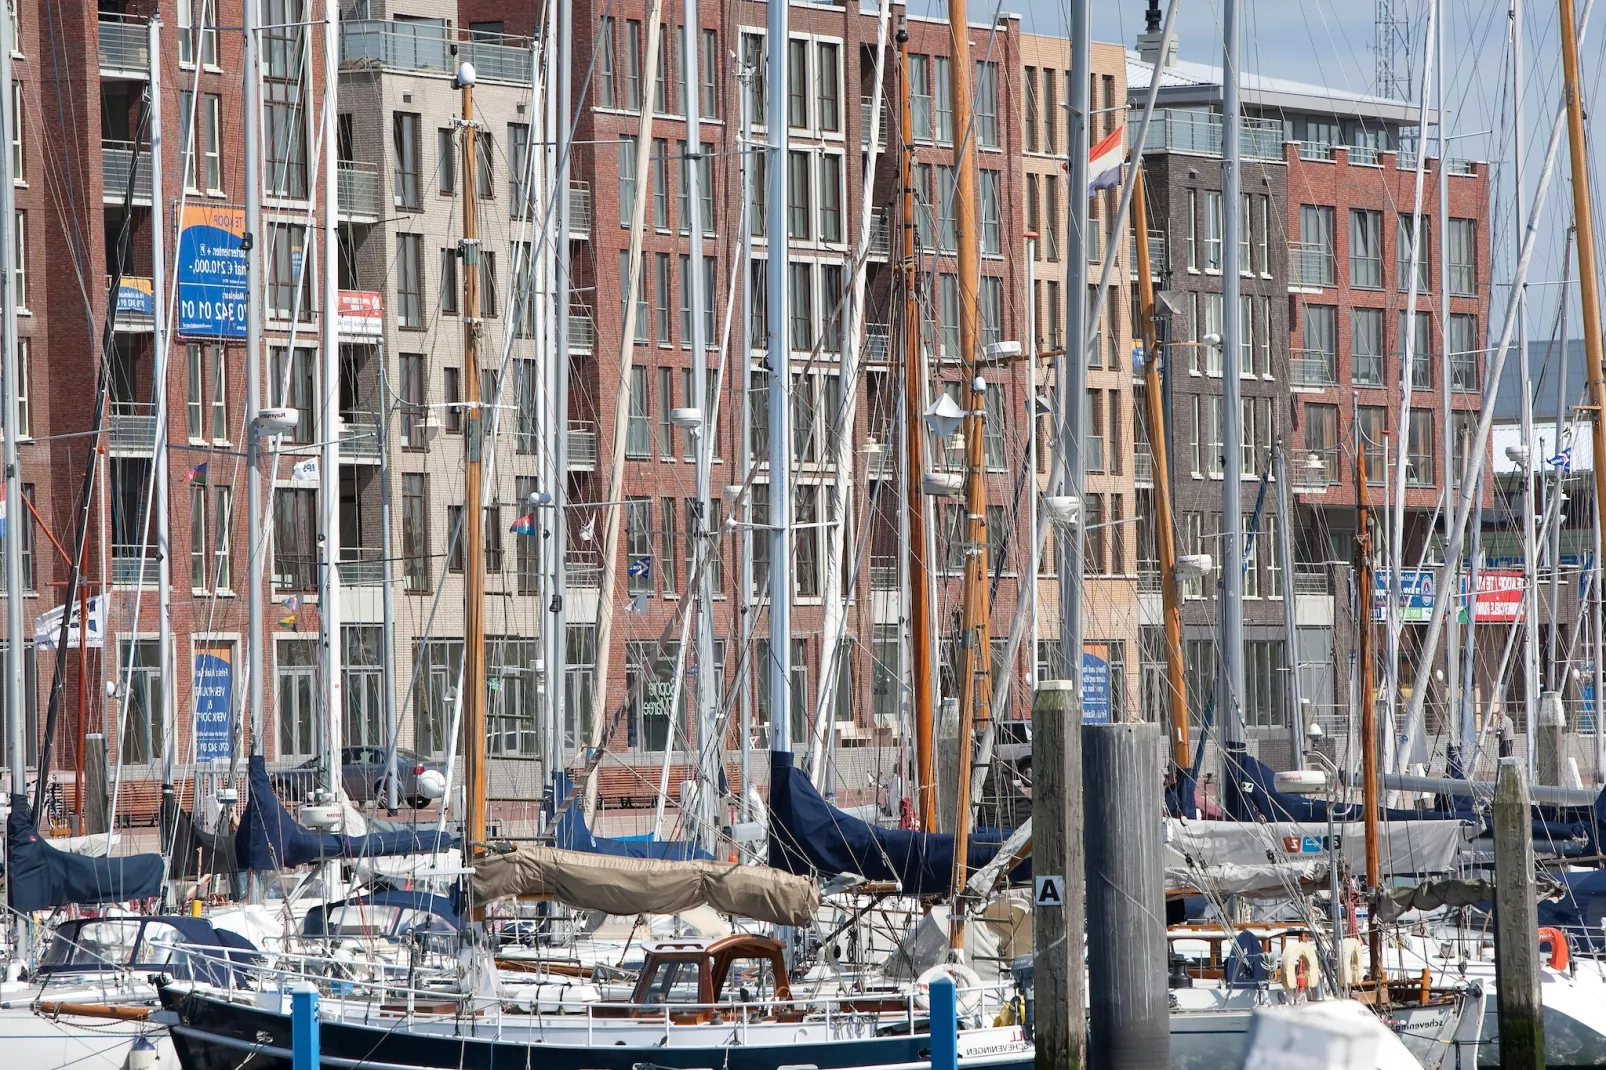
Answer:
[
  {"xmin": 627, "ymin": 591, "xmax": 649, "ymax": 615},
  {"xmin": 579, "ymin": 516, "xmax": 596, "ymax": 543},
  {"xmin": 1550, "ymin": 445, "xmax": 1573, "ymax": 473},
  {"xmin": 1088, "ymin": 126, "xmax": 1125, "ymax": 197},
  {"xmin": 282, "ymin": 595, "xmax": 302, "ymax": 612},
  {"xmin": 278, "ymin": 613, "xmax": 299, "ymax": 631},
  {"xmin": 186, "ymin": 462, "xmax": 208, "ymax": 485},
  {"xmin": 627, "ymin": 556, "xmax": 652, "ymax": 579},
  {"xmin": 510, "ymin": 513, "xmax": 538, "ymax": 536},
  {"xmin": 290, "ymin": 457, "xmax": 320, "ymax": 482}
]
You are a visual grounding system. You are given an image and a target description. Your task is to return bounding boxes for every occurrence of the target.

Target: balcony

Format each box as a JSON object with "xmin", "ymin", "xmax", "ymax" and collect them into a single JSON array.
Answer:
[
  {"xmin": 568, "ymin": 181, "xmax": 592, "ymax": 239},
  {"xmin": 1293, "ymin": 566, "xmax": 1330, "ymax": 596},
  {"xmin": 341, "ymin": 21, "xmax": 533, "ymax": 84},
  {"xmin": 569, "ymin": 305, "xmax": 596, "ymax": 351},
  {"xmin": 1141, "ymin": 110, "xmax": 1284, "ymax": 161},
  {"xmin": 102, "ymin": 140, "xmax": 152, "ymax": 206},
  {"xmin": 860, "ymin": 96, "xmax": 890, "ymax": 148},
  {"xmin": 868, "ymin": 212, "xmax": 891, "ymax": 260},
  {"xmin": 870, "ymin": 557, "xmax": 899, "ymax": 591},
  {"xmin": 866, "ymin": 441, "xmax": 896, "ymax": 481},
  {"xmin": 338, "ymin": 415, "xmax": 383, "ymax": 461},
  {"xmin": 98, "ymin": 17, "xmax": 150, "ymax": 79},
  {"xmin": 337, "ymin": 161, "xmax": 381, "ymax": 224},
  {"xmin": 112, "ymin": 548, "xmax": 160, "ymax": 587},
  {"xmin": 1297, "ymin": 141, "xmax": 1335, "ymax": 162},
  {"xmin": 565, "ymin": 548, "xmax": 601, "ymax": 588},
  {"xmin": 337, "ymin": 552, "xmax": 386, "ymax": 587},
  {"xmin": 108, "ymin": 403, "xmax": 157, "ymax": 453},
  {"xmin": 1289, "ymin": 241, "xmax": 1335, "ymax": 288},
  {"xmin": 567, "ymin": 421, "xmax": 598, "ymax": 470},
  {"xmin": 1134, "ymin": 443, "xmax": 1154, "ymax": 485},
  {"xmin": 865, "ymin": 324, "xmax": 891, "ymax": 363},
  {"xmin": 1128, "ymin": 230, "xmax": 1167, "ymax": 278},
  {"xmin": 1290, "ymin": 350, "xmax": 1337, "ymax": 388},
  {"xmin": 109, "ymin": 275, "xmax": 155, "ymax": 333}
]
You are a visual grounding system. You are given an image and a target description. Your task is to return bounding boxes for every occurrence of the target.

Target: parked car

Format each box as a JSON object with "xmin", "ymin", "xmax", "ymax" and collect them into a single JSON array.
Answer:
[{"xmin": 270, "ymin": 747, "xmax": 445, "ymax": 810}]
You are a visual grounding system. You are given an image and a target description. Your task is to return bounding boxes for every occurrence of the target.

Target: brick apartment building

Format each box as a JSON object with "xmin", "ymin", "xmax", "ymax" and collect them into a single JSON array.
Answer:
[{"xmin": 1128, "ymin": 43, "xmax": 1493, "ymax": 772}]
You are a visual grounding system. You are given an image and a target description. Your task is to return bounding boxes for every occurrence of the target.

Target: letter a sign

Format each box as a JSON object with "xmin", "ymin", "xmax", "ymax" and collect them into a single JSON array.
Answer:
[{"xmin": 1033, "ymin": 875, "xmax": 1066, "ymax": 909}]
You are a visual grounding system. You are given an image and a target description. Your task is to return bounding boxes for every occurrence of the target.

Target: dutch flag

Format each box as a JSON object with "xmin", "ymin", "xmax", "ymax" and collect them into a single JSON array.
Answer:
[{"xmin": 1088, "ymin": 126, "xmax": 1125, "ymax": 198}]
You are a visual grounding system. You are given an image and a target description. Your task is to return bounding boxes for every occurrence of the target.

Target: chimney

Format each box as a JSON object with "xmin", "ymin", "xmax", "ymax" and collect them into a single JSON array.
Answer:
[{"xmin": 1136, "ymin": 0, "xmax": 1176, "ymax": 69}]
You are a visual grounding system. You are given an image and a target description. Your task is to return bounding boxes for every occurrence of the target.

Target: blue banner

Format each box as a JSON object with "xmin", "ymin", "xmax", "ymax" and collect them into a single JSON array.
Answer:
[
  {"xmin": 1371, "ymin": 569, "xmax": 1436, "ymax": 622},
  {"xmin": 193, "ymin": 647, "xmax": 234, "ymax": 762},
  {"xmin": 177, "ymin": 205, "xmax": 247, "ymax": 338},
  {"xmin": 1082, "ymin": 646, "xmax": 1110, "ymax": 725},
  {"xmin": 115, "ymin": 276, "xmax": 154, "ymax": 318}
]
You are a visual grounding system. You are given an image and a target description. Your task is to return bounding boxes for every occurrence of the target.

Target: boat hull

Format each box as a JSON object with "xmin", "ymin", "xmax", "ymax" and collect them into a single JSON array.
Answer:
[{"xmin": 0, "ymin": 1005, "xmax": 178, "ymax": 1070}]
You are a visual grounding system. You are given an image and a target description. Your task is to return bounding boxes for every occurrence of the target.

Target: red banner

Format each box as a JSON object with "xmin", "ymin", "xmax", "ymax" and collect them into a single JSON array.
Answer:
[{"xmin": 1470, "ymin": 570, "xmax": 1525, "ymax": 622}]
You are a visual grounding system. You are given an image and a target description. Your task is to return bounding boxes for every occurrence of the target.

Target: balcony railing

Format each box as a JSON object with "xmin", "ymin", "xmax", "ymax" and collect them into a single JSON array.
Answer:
[
  {"xmin": 567, "ymin": 421, "xmax": 598, "ymax": 470},
  {"xmin": 868, "ymin": 212, "xmax": 891, "ymax": 259},
  {"xmin": 1128, "ymin": 231, "xmax": 1167, "ymax": 277},
  {"xmin": 98, "ymin": 18, "xmax": 150, "ymax": 77},
  {"xmin": 569, "ymin": 305, "xmax": 596, "ymax": 351},
  {"xmin": 1345, "ymin": 145, "xmax": 1381, "ymax": 166},
  {"xmin": 337, "ymin": 161, "xmax": 381, "ymax": 223},
  {"xmin": 1141, "ymin": 110, "xmax": 1284, "ymax": 161},
  {"xmin": 864, "ymin": 324, "xmax": 890, "ymax": 363},
  {"xmin": 1134, "ymin": 443, "xmax": 1154, "ymax": 485},
  {"xmin": 866, "ymin": 442, "xmax": 896, "ymax": 481},
  {"xmin": 1289, "ymin": 241, "xmax": 1335, "ymax": 287},
  {"xmin": 1293, "ymin": 566, "xmax": 1330, "ymax": 596},
  {"xmin": 1138, "ymin": 566, "xmax": 1162, "ymax": 594},
  {"xmin": 108, "ymin": 403, "xmax": 157, "ymax": 452},
  {"xmin": 1297, "ymin": 140, "xmax": 1335, "ymax": 161},
  {"xmin": 860, "ymin": 96, "xmax": 890, "ymax": 148},
  {"xmin": 565, "ymin": 549, "xmax": 601, "ymax": 588},
  {"xmin": 102, "ymin": 141, "xmax": 152, "ymax": 204},
  {"xmin": 337, "ymin": 553, "xmax": 386, "ymax": 586},
  {"xmin": 339, "ymin": 415, "xmax": 382, "ymax": 459},
  {"xmin": 1292, "ymin": 448, "xmax": 1339, "ymax": 490},
  {"xmin": 568, "ymin": 181, "xmax": 592, "ymax": 238},
  {"xmin": 1290, "ymin": 350, "xmax": 1337, "ymax": 388},
  {"xmin": 112, "ymin": 549, "xmax": 160, "ymax": 587},
  {"xmin": 870, "ymin": 558, "xmax": 899, "ymax": 591},
  {"xmin": 341, "ymin": 21, "xmax": 532, "ymax": 84}
]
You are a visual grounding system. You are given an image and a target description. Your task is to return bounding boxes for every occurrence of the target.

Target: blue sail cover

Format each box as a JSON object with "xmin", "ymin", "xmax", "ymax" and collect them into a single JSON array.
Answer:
[
  {"xmin": 767, "ymin": 750, "xmax": 1028, "ymax": 895},
  {"xmin": 548, "ymin": 773, "xmax": 711, "ymax": 860},
  {"xmin": 1227, "ymin": 750, "xmax": 1479, "ymax": 827},
  {"xmin": 236, "ymin": 755, "xmax": 455, "ymax": 871},
  {"xmin": 7, "ymin": 794, "xmax": 163, "ymax": 912}
]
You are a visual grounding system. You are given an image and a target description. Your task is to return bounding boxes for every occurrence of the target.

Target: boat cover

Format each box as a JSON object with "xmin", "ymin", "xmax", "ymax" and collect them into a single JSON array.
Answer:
[
  {"xmin": 1537, "ymin": 870, "xmax": 1606, "ymax": 948},
  {"xmin": 6, "ymin": 793, "xmax": 163, "ymax": 911},
  {"xmin": 165, "ymin": 801, "xmax": 241, "ymax": 878},
  {"xmin": 471, "ymin": 843, "xmax": 819, "ymax": 925},
  {"xmin": 235, "ymin": 755, "xmax": 455, "ymax": 871},
  {"xmin": 766, "ymin": 750, "xmax": 1029, "ymax": 895},
  {"xmin": 549, "ymin": 772, "xmax": 712, "ymax": 860},
  {"xmin": 1165, "ymin": 816, "xmax": 1473, "ymax": 898},
  {"xmin": 1376, "ymin": 877, "xmax": 1496, "ymax": 922},
  {"xmin": 1227, "ymin": 750, "xmax": 1479, "ymax": 826}
]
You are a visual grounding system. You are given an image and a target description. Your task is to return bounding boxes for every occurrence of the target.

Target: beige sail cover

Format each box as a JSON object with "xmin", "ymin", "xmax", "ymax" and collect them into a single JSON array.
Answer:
[{"xmin": 472, "ymin": 844, "xmax": 820, "ymax": 926}]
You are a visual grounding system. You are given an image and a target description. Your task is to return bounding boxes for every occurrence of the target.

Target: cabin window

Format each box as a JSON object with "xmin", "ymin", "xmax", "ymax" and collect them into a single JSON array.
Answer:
[
  {"xmin": 639, "ymin": 959, "xmax": 704, "ymax": 1005},
  {"xmin": 718, "ymin": 955, "xmax": 781, "ymax": 1003}
]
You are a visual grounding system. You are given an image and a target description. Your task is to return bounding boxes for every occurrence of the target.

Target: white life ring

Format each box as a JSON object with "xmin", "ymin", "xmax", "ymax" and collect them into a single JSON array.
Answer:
[
  {"xmin": 1339, "ymin": 938, "xmax": 1366, "ymax": 987},
  {"xmin": 914, "ymin": 962, "xmax": 985, "ymax": 1019},
  {"xmin": 1279, "ymin": 941, "xmax": 1322, "ymax": 991}
]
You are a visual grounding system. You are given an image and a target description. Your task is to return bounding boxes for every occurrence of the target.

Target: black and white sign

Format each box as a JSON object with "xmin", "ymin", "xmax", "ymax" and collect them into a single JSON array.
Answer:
[{"xmin": 1033, "ymin": 874, "xmax": 1066, "ymax": 909}]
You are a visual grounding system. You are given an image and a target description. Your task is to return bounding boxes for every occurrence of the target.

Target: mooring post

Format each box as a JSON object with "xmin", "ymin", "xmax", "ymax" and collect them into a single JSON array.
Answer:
[
  {"xmin": 1033, "ymin": 678, "xmax": 1085, "ymax": 1069},
  {"xmin": 292, "ymin": 980, "xmax": 320, "ymax": 1070},
  {"xmin": 1084, "ymin": 721, "xmax": 1169, "ymax": 1068},
  {"xmin": 1493, "ymin": 757, "xmax": 1544, "ymax": 1069},
  {"xmin": 929, "ymin": 975, "xmax": 958, "ymax": 1070}
]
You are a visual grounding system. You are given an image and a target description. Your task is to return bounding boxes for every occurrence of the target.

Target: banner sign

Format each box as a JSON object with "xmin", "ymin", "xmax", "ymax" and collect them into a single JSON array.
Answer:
[
  {"xmin": 193, "ymin": 645, "xmax": 234, "ymax": 762},
  {"xmin": 177, "ymin": 205, "xmax": 248, "ymax": 338},
  {"xmin": 1465, "ymin": 570, "xmax": 1525, "ymax": 622},
  {"xmin": 1371, "ymin": 569, "xmax": 1436, "ymax": 623},
  {"xmin": 34, "ymin": 595, "xmax": 105, "ymax": 649},
  {"xmin": 1082, "ymin": 644, "xmax": 1110, "ymax": 725},
  {"xmin": 337, "ymin": 290, "xmax": 383, "ymax": 338},
  {"xmin": 115, "ymin": 276, "xmax": 154, "ymax": 318}
]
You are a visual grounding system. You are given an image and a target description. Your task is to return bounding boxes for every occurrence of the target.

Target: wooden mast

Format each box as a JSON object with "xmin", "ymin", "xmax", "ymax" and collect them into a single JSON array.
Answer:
[
  {"xmin": 1132, "ymin": 172, "xmax": 1188, "ymax": 771},
  {"xmin": 897, "ymin": 18, "xmax": 937, "ymax": 833},
  {"xmin": 459, "ymin": 65, "xmax": 488, "ymax": 860},
  {"xmin": 1559, "ymin": 0, "xmax": 1606, "ymax": 610},
  {"xmin": 1355, "ymin": 396, "xmax": 1383, "ymax": 981},
  {"xmin": 946, "ymin": 0, "xmax": 993, "ymax": 946}
]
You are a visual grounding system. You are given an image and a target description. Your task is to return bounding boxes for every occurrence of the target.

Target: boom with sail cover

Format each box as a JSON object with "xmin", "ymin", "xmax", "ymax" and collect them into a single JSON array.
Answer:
[
  {"xmin": 235, "ymin": 756, "xmax": 454, "ymax": 871},
  {"xmin": 6, "ymin": 794, "xmax": 163, "ymax": 912},
  {"xmin": 767, "ymin": 751, "xmax": 1028, "ymax": 895},
  {"xmin": 548, "ymin": 774, "xmax": 712, "ymax": 860}
]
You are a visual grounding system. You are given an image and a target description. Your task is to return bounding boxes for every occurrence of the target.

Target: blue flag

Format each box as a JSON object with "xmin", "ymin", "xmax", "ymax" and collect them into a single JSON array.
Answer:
[
  {"xmin": 627, "ymin": 557, "xmax": 652, "ymax": 579},
  {"xmin": 509, "ymin": 513, "xmax": 538, "ymax": 536}
]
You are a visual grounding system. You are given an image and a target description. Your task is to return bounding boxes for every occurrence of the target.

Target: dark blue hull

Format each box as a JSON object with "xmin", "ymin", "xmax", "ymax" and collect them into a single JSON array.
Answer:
[{"xmin": 158, "ymin": 985, "xmax": 1036, "ymax": 1070}]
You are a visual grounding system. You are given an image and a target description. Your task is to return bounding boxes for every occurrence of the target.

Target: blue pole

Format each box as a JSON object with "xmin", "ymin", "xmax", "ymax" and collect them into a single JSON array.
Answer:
[
  {"xmin": 929, "ymin": 976, "xmax": 958, "ymax": 1070},
  {"xmin": 291, "ymin": 981, "xmax": 320, "ymax": 1070}
]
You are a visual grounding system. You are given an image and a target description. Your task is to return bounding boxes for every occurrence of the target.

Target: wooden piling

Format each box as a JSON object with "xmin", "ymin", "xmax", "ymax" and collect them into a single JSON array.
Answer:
[
  {"xmin": 1493, "ymin": 757, "xmax": 1544, "ymax": 1070},
  {"xmin": 1033, "ymin": 679, "xmax": 1085, "ymax": 1070},
  {"xmin": 82, "ymin": 734, "xmax": 108, "ymax": 836},
  {"xmin": 1083, "ymin": 721, "xmax": 1169, "ymax": 1069}
]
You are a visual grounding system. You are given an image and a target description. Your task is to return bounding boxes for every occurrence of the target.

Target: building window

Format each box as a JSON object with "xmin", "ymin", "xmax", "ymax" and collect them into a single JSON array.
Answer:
[
  {"xmin": 395, "ymin": 234, "xmax": 423, "ymax": 326},
  {"xmin": 190, "ymin": 484, "xmax": 231, "ymax": 590},
  {"xmin": 1298, "ymin": 204, "xmax": 1335, "ymax": 286},
  {"xmin": 817, "ymin": 41, "xmax": 840, "ymax": 131},
  {"xmin": 1351, "ymin": 307, "xmax": 1383, "ymax": 386},
  {"xmin": 1449, "ymin": 217, "xmax": 1476, "ymax": 296},
  {"xmin": 563, "ymin": 625, "xmax": 595, "ymax": 751},
  {"xmin": 10, "ymin": 339, "xmax": 27, "ymax": 439},
  {"xmin": 413, "ymin": 639, "xmax": 462, "ymax": 757},
  {"xmin": 476, "ymin": 129, "xmax": 494, "ymax": 199},
  {"xmin": 10, "ymin": 80, "xmax": 21, "ymax": 185},
  {"xmin": 262, "ymin": 0, "xmax": 308, "ymax": 198},
  {"xmin": 1398, "ymin": 310, "xmax": 1432, "ymax": 389},
  {"xmin": 623, "ymin": 20, "xmax": 643, "ymax": 111},
  {"xmin": 272, "ymin": 486, "xmax": 318, "ymax": 591},
  {"xmin": 342, "ymin": 626, "xmax": 384, "ymax": 749},
  {"xmin": 267, "ymin": 221, "xmax": 311, "ymax": 320},
  {"xmin": 1024, "ymin": 67, "xmax": 1038, "ymax": 152},
  {"xmin": 650, "ymin": 138, "xmax": 669, "ymax": 229},
  {"xmin": 399, "ymin": 353, "xmax": 426, "ymax": 448},
  {"xmin": 1450, "ymin": 313, "xmax": 1479, "ymax": 391},
  {"xmin": 1304, "ymin": 403, "xmax": 1339, "ymax": 483},
  {"xmin": 445, "ymin": 505, "xmax": 465, "ymax": 572},
  {"xmin": 627, "ymin": 365, "xmax": 651, "ymax": 458},
  {"xmin": 975, "ymin": 61, "xmax": 999, "ymax": 148},
  {"xmin": 402, "ymin": 473, "xmax": 429, "ymax": 591},
  {"xmin": 1406, "ymin": 409, "xmax": 1434, "ymax": 485},
  {"xmin": 268, "ymin": 346, "xmax": 316, "ymax": 442},
  {"xmin": 1202, "ymin": 190, "xmax": 1223, "ymax": 272},
  {"xmin": 1244, "ymin": 641, "xmax": 1286, "ymax": 728},
  {"xmin": 392, "ymin": 111, "xmax": 422, "ymax": 209},
  {"xmin": 1349, "ymin": 208, "xmax": 1382, "ymax": 289},
  {"xmin": 1298, "ymin": 304, "xmax": 1336, "ymax": 385},
  {"xmin": 980, "ymin": 170, "xmax": 1002, "ymax": 255},
  {"xmin": 120, "ymin": 639, "xmax": 164, "ymax": 764},
  {"xmin": 700, "ymin": 29, "xmax": 719, "ymax": 117},
  {"xmin": 178, "ymin": 0, "xmax": 218, "ymax": 67},
  {"xmin": 1358, "ymin": 406, "xmax": 1386, "ymax": 483},
  {"xmin": 185, "ymin": 342, "xmax": 227, "ymax": 441},
  {"xmin": 0, "ymin": 482, "xmax": 34, "ymax": 592},
  {"xmin": 437, "ymin": 126, "xmax": 456, "ymax": 195},
  {"xmin": 1397, "ymin": 215, "xmax": 1431, "ymax": 291},
  {"xmin": 439, "ymin": 247, "xmax": 458, "ymax": 314},
  {"xmin": 486, "ymin": 638, "xmax": 539, "ymax": 756},
  {"xmin": 10, "ymin": 208, "xmax": 23, "ymax": 312},
  {"xmin": 659, "ymin": 498, "xmax": 679, "ymax": 596},
  {"xmin": 626, "ymin": 497, "xmax": 653, "ymax": 596},
  {"xmin": 981, "ymin": 276, "xmax": 1003, "ymax": 350},
  {"xmin": 934, "ymin": 56, "xmax": 953, "ymax": 145},
  {"xmin": 654, "ymin": 252, "xmax": 671, "ymax": 343}
]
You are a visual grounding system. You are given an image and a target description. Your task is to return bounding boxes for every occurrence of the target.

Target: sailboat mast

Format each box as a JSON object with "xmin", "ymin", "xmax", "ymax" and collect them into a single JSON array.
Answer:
[
  {"xmin": 1437, "ymin": 0, "xmax": 1458, "ymax": 750},
  {"xmin": 1354, "ymin": 391, "xmax": 1384, "ymax": 979},
  {"xmin": 1133, "ymin": 176, "xmax": 1189, "ymax": 771},
  {"xmin": 149, "ymin": 19, "xmax": 178, "ymax": 800},
  {"xmin": 0, "ymin": 0, "xmax": 23, "ymax": 850},
  {"xmin": 764, "ymin": 0, "xmax": 793, "ymax": 752},
  {"xmin": 737, "ymin": 56, "xmax": 755, "ymax": 830},
  {"xmin": 551, "ymin": 0, "xmax": 573, "ymax": 782},
  {"xmin": 1219, "ymin": 0, "xmax": 1247, "ymax": 773},
  {"xmin": 1511, "ymin": 0, "xmax": 1540, "ymax": 770},
  {"xmin": 244, "ymin": 0, "xmax": 267, "ymax": 762},
  {"xmin": 896, "ymin": 18, "xmax": 936, "ymax": 831},
  {"xmin": 319, "ymin": 1, "xmax": 344, "ymax": 794},
  {"xmin": 459, "ymin": 66, "xmax": 488, "ymax": 857}
]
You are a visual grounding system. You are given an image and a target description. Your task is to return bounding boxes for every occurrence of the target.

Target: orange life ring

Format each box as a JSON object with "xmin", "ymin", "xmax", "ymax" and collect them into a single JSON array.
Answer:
[{"xmin": 1538, "ymin": 926, "xmax": 1571, "ymax": 972}]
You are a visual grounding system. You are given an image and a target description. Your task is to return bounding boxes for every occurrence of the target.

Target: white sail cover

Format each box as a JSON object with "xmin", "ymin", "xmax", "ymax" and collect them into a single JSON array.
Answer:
[
  {"xmin": 472, "ymin": 844, "xmax": 820, "ymax": 925},
  {"xmin": 1166, "ymin": 818, "xmax": 1474, "ymax": 899}
]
